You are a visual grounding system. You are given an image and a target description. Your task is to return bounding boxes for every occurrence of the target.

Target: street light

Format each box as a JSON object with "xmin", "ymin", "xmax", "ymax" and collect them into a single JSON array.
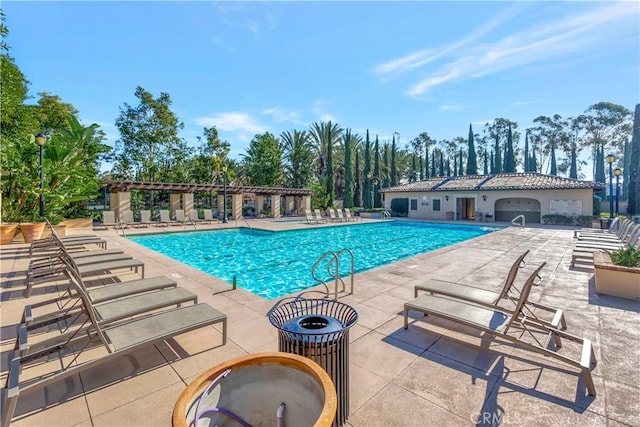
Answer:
[
  {"xmin": 606, "ymin": 154, "xmax": 615, "ymax": 219},
  {"xmin": 36, "ymin": 133, "xmax": 47, "ymax": 218},
  {"xmin": 613, "ymin": 168, "xmax": 621, "ymax": 217},
  {"xmin": 222, "ymin": 164, "xmax": 228, "ymax": 223}
]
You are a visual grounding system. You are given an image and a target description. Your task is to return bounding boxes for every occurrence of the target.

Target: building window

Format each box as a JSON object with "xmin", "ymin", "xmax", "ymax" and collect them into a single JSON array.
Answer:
[
  {"xmin": 432, "ymin": 198, "xmax": 442, "ymax": 212},
  {"xmin": 410, "ymin": 198, "xmax": 418, "ymax": 211}
]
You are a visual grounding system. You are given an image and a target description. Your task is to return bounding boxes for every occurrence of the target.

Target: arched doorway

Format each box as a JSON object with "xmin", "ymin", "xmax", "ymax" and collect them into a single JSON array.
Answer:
[{"xmin": 494, "ymin": 198, "xmax": 541, "ymax": 223}]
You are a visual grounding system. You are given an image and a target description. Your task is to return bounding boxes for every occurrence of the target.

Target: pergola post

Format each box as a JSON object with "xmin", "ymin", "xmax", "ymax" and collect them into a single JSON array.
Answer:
[
  {"xmin": 169, "ymin": 193, "xmax": 181, "ymax": 216},
  {"xmin": 231, "ymin": 194, "xmax": 243, "ymax": 220},
  {"xmin": 217, "ymin": 195, "xmax": 225, "ymax": 219},
  {"xmin": 302, "ymin": 195, "xmax": 311, "ymax": 212},
  {"xmin": 182, "ymin": 193, "xmax": 194, "ymax": 215},
  {"xmin": 271, "ymin": 194, "xmax": 281, "ymax": 218},
  {"xmin": 285, "ymin": 196, "xmax": 295, "ymax": 215},
  {"xmin": 109, "ymin": 191, "xmax": 130, "ymax": 222},
  {"xmin": 255, "ymin": 195, "xmax": 265, "ymax": 217}
]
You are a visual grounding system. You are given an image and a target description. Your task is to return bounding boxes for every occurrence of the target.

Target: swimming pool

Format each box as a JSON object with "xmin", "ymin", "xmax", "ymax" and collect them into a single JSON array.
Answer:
[{"xmin": 128, "ymin": 221, "xmax": 497, "ymax": 299}]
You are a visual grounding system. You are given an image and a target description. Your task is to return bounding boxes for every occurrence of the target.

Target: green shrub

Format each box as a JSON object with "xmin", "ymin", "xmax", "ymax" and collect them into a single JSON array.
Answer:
[
  {"xmin": 390, "ymin": 198, "xmax": 408, "ymax": 216},
  {"xmin": 605, "ymin": 245, "xmax": 640, "ymax": 268}
]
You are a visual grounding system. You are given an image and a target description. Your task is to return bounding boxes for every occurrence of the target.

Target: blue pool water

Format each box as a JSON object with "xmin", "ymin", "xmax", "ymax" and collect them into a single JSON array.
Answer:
[{"xmin": 128, "ymin": 221, "xmax": 496, "ymax": 299}]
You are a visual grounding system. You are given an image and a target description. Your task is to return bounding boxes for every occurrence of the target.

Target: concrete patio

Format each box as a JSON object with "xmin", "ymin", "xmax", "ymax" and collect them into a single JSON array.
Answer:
[{"xmin": 1, "ymin": 219, "xmax": 638, "ymax": 426}]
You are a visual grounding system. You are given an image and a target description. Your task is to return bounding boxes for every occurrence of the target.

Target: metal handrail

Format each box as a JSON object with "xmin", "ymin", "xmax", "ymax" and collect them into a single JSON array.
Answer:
[
  {"xmin": 310, "ymin": 248, "xmax": 355, "ymax": 299},
  {"xmin": 511, "ymin": 215, "xmax": 525, "ymax": 228},
  {"xmin": 382, "ymin": 210, "xmax": 391, "ymax": 219}
]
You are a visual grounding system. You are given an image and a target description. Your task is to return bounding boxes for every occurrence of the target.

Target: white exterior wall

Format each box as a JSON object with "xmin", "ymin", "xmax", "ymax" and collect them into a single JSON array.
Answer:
[{"xmin": 384, "ymin": 188, "xmax": 594, "ymax": 221}]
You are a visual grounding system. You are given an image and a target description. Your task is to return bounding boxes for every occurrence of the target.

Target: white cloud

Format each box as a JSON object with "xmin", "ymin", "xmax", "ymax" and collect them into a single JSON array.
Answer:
[
  {"xmin": 194, "ymin": 112, "xmax": 267, "ymax": 134},
  {"xmin": 438, "ymin": 104, "xmax": 467, "ymax": 111},
  {"xmin": 260, "ymin": 107, "xmax": 304, "ymax": 125},
  {"xmin": 405, "ymin": 2, "xmax": 637, "ymax": 97}
]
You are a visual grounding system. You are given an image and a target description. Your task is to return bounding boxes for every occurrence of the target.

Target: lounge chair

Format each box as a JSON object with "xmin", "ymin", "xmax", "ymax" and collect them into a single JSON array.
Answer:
[
  {"xmin": 189, "ymin": 210, "xmax": 204, "ymax": 224},
  {"xmin": 413, "ymin": 251, "xmax": 566, "ymax": 330},
  {"xmin": 159, "ymin": 209, "xmax": 180, "ymax": 226},
  {"xmin": 121, "ymin": 210, "xmax": 145, "ymax": 228},
  {"xmin": 327, "ymin": 208, "xmax": 342, "ymax": 222},
  {"xmin": 304, "ymin": 209, "xmax": 317, "ymax": 224},
  {"xmin": 202, "ymin": 209, "xmax": 218, "ymax": 224},
  {"xmin": 574, "ymin": 218, "xmax": 629, "ymax": 241},
  {"xmin": 335, "ymin": 208, "xmax": 347, "ymax": 222},
  {"xmin": 138, "ymin": 210, "xmax": 157, "ymax": 227},
  {"xmin": 95, "ymin": 210, "xmax": 118, "ymax": 230},
  {"xmin": 343, "ymin": 208, "xmax": 359, "ymax": 222},
  {"xmin": 571, "ymin": 226, "xmax": 640, "ymax": 267},
  {"xmin": 175, "ymin": 209, "xmax": 196, "ymax": 227},
  {"xmin": 574, "ymin": 217, "xmax": 620, "ymax": 239},
  {"xmin": 23, "ymin": 263, "xmax": 198, "ymax": 340},
  {"xmin": 404, "ymin": 263, "xmax": 597, "ymax": 396},
  {"xmin": 314, "ymin": 209, "xmax": 328, "ymax": 223},
  {"xmin": 2, "ymin": 276, "xmax": 227, "ymax": 427}
]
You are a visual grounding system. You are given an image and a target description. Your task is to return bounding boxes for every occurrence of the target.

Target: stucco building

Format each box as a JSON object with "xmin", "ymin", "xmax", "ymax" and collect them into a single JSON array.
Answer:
[{"xmin": 381, "ymin": 173, "xmax": 603, "ymax": 223}]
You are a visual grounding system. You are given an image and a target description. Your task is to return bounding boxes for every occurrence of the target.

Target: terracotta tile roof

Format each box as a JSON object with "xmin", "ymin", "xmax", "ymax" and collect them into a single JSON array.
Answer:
[{"xmin": 380, "ymin": 173, "xmax": 602, "ymax": 193}]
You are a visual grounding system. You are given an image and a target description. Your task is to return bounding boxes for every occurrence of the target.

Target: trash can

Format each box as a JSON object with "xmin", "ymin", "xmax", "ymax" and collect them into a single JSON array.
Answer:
[{"xmin": 268, "ymin": 296, "xmax": 358, "ymax": 427}]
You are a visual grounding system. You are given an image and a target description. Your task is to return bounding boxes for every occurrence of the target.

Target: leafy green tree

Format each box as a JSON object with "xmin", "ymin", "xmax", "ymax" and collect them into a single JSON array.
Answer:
[
  {"xmin": 242, "ymin": 132, "xmax": 283, "ymax": 186},
  {"xmin": 628, "ymin": 104, "xmax": 640, "ymax": 215},
  {"xmin": 504, "ymin": 126, "xmax": 516, "ymax": 172},
  {"xmin": 363, "ymin": 130, "xmax": 371, "ymax": 208},
  {"xmin": 579, "ymin": 102, "xmax": 632, "ymax": 180},
  {"xmin": 466, "ymin": 124, "xmax": 478, "ymax": 174},
  {"xmin": 309, "ymin": 121, "xmax": 343, "ymax": 178},
  {"xmin": 343, "ymin": 129, "xmax": 354, "ymax": 208},
  {"xmin": 281, "ymin": 130, "xmax": 313, "ymax": 189},
  {"xmin": 374, "ymin": 135, "xmax": 381, "ymax": 207},
  {"xmin": 113, "ymin": 86, "xmax": 185, "ymax": 182},
  {"xmin": 532, "ymin": 115, "xmax": 569, "ymax": 175}
]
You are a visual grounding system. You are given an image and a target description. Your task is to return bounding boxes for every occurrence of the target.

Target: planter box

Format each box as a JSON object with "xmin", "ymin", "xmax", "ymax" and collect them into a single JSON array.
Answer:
[
  {"xmin": 0, "ymin": 223, "xmax": 18, "ymax": 244},
  {"xmin": 593, "ymin": 252, "xmax": 640, "ymax": 300},
  {"xmin": 61, "ymin": 218, "xmax": 93, "ymax": 229}
]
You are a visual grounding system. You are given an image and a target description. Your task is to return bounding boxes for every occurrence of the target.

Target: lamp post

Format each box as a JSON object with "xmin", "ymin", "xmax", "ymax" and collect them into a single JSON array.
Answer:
[
  {"xmin": 36, "ymin": 133, "xmax": 47, "ymax": 218},
  {"xmin": 222, "ymin": 164, "xmax": 228, "ymax": 223},
  {"xmin": 613, "ymin": 168, "xmax": 621, "ymax": 217},
  {"xmin": 606, "ymin": 154, "xmax": 615, "ymax": 219}
]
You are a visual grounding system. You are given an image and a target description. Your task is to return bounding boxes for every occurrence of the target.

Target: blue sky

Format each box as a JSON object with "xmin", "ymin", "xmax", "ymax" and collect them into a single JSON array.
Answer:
[{"xmin": 4, "ymin": 1, "xmax": 639, "ymax": 179}]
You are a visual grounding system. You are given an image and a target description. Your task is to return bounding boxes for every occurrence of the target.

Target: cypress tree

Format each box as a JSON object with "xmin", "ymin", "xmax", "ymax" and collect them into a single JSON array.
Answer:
[
  {"xmin": 383, "ymin": 143, "xmax": 390, "ymax": 189},
  {"xmin": 343, "ymin": 129, "xmax": 353, "ymax": 208},
  {"xmin": 627, "ymin": 104, "xmax": 640, "ymax": 215},
  {"xmin": 502, "ymin": 143, "xmax": 508, "ymax": 173},
  {"xmin": 483, "ymin": 151, "xmax": 489, "ymax": 175},
  {"xmin": 425, "ymin": 147, "xmax": 429, "ymax": 178},
  {"xmin": 446, "ymin": 159, "xmax": 451, "ymax": 177},
  {"xmin": 431, "ymin": 150, "xmax": 436, "ymax": 177},
  {"xmin": 363, "ymin": 130, "xmax": 371, "ymax": 208},
  {"xmin": 530, "ymin": 143, "xmax": 538, "ymax": 172},
  {"xmin": 374, "ymin": 135, "xmax": 381, "ymax": 208},
  {"xmin": 458, "ymin": 149, "xmax": 464, "ymax": 176},
  {"xmin": 419, "ymin": 155, "xmax": 424, "ymax": 181},
  {"xmin": 505, "ymin": 126, "xmax": 516, "ymax": 172},
  {"xmin": 390, "ymin": 134, "xmax": 397, "ymax": 186},
  {"xmin": 354, "ymin": 149, "xmax": 361, "ymax": 207},
  {"xmin": 494, "ymin": 136, "xmax": 502, "ymax": 173},
  {"xmin": 453, "ymin": 156, "xmax": 458, "ymax": 177},
  {"xmin": 549, "ymin": 146, "xmax": 557, "ymax": 176},
  {"xmin": 439, "ymin": 151, "xmax": 444, "ymax": 176},
  {"xmin": 466, "ymin": 124, "xmax": 478, "ymax": 174},
  {"xmin": 411, "ymin": 154, "xmax": 417, "ymax": 181},
  {"xmin": 623, "ymin": 138, "xmax": 630, "ymax": 200},
  {"xmin": 490, "ymin": 151, "xmax": 495, "ymax": 174},
  {"xmin": 569, "ymin": 142, "xmax": 578, "ymax": 179},
  {"xmin": 523, "ymin": 132, "xmax": 530, "ymax": 172}
]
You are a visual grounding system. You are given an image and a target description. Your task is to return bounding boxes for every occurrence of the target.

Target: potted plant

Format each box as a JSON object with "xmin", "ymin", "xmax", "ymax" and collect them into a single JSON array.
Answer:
[{"xmin": 593, "ymin": 245, "xmax": 640, "ymax": 300}]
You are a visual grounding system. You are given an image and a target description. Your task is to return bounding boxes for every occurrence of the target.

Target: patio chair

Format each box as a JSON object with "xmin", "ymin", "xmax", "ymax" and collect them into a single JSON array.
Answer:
[
  {"xmin": 189, "ymin": 210, "xmax": 204, "ymax": 224},
  {"xmin": 343, "ymin": 208, "xmax": 359, "ymax": 222},
  {"xmin": 314, "ymin": 209, "xmax": 328, "ymax": 223},
  {"xmin": 138, "ymin": 210, "xmax": 157, "ymax": 227},
  {"xmin": 2, "ymin": 277, "xmax": 227, "ymax": 427},
  {"xmin": 304, "ymin": 210, "xmax": 317, "ymax": 224},
  {"xmin": 22, "ymin": 262, "xmax": 198, "ymax": 341},
  {"xmin": 327, "ymin": 208, "xmax": 342, "ymax": 222},
  {"xmin": 159, "ymin": 209, "xmax": 180, "ymax": 226},
  {"xmin": 202, "ymin": 209, "xmax": 218, "ymax": 224},
  {"xmin": 175, "ymin": 209, "xmax": 196, "ymax": 227},
  {"xmin": 95, "ymin": 210, "xmax": 118, "ymax": 230},
  {"xmin": 413, "ymin": 251, "xmax": 566, "ymax": 330},
  {"xmin": 335, "ymin": 208, "xmax": 347, "ymax": 222},
  {"xmin": 404, "ymin": 263, "xmax": 597, "ymax": 396}
]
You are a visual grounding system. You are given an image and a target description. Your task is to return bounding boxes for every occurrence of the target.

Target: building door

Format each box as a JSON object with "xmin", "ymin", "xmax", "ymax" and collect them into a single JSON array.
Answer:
[{"xmin": 456, "ymin": 197, "xmax": 476, "ymax": 220}]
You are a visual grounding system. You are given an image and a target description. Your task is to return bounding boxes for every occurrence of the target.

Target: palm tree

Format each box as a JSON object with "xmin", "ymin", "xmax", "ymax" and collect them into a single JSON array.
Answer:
[{"xmin": 281, "ymin": 129, "xmax": 314, "ymax": 188}]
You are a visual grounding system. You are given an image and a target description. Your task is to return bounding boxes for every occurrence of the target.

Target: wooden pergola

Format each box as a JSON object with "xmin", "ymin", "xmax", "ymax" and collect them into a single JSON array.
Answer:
[{"xmin": 103, "ymin": 180, "xmax": 312, "ymax": 220}]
